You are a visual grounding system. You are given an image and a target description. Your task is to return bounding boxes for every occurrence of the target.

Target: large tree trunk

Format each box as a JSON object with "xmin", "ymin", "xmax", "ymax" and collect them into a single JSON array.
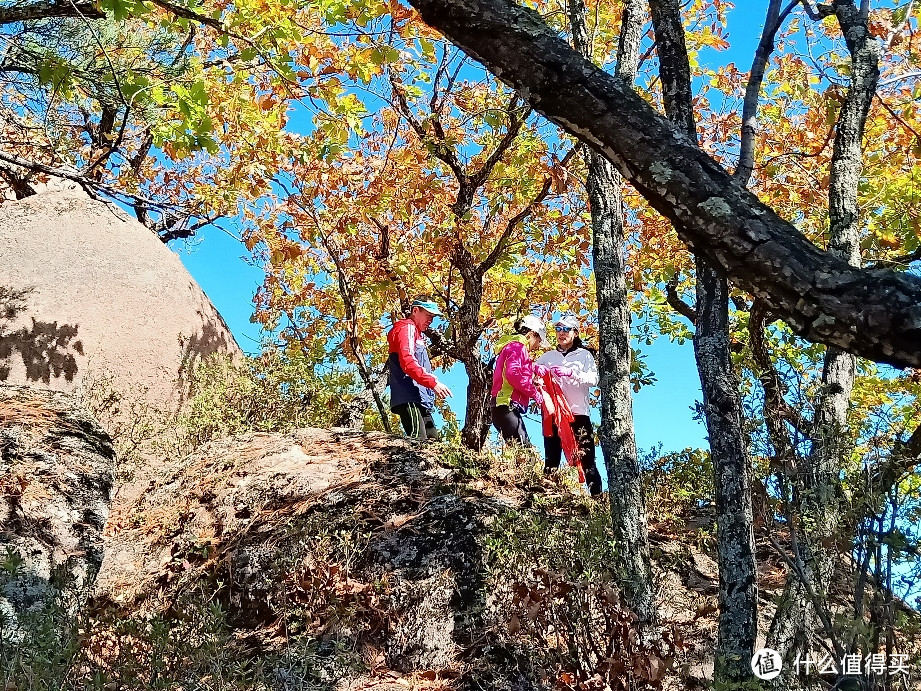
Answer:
[
  {"xmin": 766, "ymin": 3, "xmax": 879, "ymax": 685},
  {"xmin": 569, "ymin": 0, "xmax": 654, "ymax": 625},
  {"xmin": 455, "ymin": 261, "xmax": 492, "ymax": 450},
  {"xmin": 407, "ymin": 0, "xmax": 921, "ymax": 369},
  {"xmin": 693, "ymin": 261, "xmax": 758, "ymax": 684},
  {"xmin": 590, "ymin": 151, "xmax": 655, "ymax": 624},
  {"xmin": 460, "ymin": 356, "xmax": 491, "ymax": 449},
  {"xmin": 648, "ymin": 0, "xmax": 757, "ymax": 682}
]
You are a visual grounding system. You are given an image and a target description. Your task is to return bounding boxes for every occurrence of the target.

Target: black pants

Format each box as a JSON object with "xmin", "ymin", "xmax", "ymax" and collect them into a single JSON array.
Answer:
[
  {"xmin": 492, "ymin": 403, "xmax": 531, "ymax": 446},
  {"xmin": 545, "ymin": 415, "xmax": 604, "ymax": 496},
  {"xmin": 393, "ymin": 402, "xmax": 438, "ymax": 442}
]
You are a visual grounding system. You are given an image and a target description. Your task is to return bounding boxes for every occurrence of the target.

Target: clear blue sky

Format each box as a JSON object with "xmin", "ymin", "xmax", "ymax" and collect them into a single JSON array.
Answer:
[{"xmin": 174, "ymin": 2, "xmax": 771, "ymax": 459}]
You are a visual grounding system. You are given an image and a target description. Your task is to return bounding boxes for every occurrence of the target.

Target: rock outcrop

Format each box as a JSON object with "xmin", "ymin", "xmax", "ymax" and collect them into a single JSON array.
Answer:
[
  {"xmin": 0, "ymin": 385, "xmax": 113, "ymax": 643},
  {"xmin": 99, "ymin": 429, "xmax": 493, "ymax": 677},
  {"xmin": 0, "ymin": 189, "xmax": 241, "ymax": 417},
  {"xmin": 97, "ymin": 429, "xmax": 697, "ymax": 690}
]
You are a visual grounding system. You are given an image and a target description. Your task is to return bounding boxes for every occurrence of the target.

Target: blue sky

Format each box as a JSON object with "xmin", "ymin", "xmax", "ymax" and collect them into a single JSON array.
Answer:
[{"xmin": 174, "ymin": 2, "xmax": 773, "ymax": 458}]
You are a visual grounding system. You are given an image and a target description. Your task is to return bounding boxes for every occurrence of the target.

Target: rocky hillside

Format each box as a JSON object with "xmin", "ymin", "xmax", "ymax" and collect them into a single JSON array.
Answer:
[
  {"xmin": 2, "ymin": 389, "xmax": 800, "ymax": 691},
  {"xmin": 0, "ymin": 385, "xmax": 113, "ymax": 645},
  {"xmin": 91, "ymin": 427, "xmax": 744, "ymax": 690}
]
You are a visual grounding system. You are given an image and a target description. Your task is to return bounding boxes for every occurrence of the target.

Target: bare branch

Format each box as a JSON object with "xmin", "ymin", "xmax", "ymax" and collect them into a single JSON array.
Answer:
[
  {"xmin": 879, "ymin": 71, "xmax": 921, "ymax": 87},
  {"xmin": 765, "ymin": 530, "xmax": 845, "ymax": 661},
  {"xmin": 867, "ymin": 246, "xmax": 921, "ymax": 268},
  {"xmin": 390, "ymin": 75, "xmax": 467, "ymax": 189},
  {"xmin": 875, "ymin": 92, "xmax": 921, "ymax": 142},
  {"xmin": 749, "ymin": 299, "xmax": 813, "ymax": 445},
  {"xmin": 466, "ymin": 93, "xmax": 528, "ymax": 194},
  {"xmin": 478, "ymin": 146, "xmax": 575, "ymax": 273},
  {"xmin": 0, "ymin": 148, "xmax": 168, "ymax": 211}
]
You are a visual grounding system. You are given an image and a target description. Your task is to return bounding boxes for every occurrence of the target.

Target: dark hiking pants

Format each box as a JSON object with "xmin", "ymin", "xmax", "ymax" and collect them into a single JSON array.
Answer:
[
  {"xmin": 492, "ymin": 402, "xmax": 531, "ymax": 446},
  {"xmin": 393, "ymin": 402, "xmax": 438, "ymax": 442},
  {"xmin": 544, "ymin": 414, "xmax": 604, "ymax": 496}
]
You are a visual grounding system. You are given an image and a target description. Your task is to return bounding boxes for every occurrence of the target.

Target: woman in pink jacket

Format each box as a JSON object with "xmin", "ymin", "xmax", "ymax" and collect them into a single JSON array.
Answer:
[{"xmin": 490, "ymin": 315, "xmax": 549, "ymax": 445}]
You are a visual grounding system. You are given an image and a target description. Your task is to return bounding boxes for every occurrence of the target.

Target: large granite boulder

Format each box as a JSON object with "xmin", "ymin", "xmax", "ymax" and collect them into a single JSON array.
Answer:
[
  {"xmin": 0, "ymin": 385, "xmax": 113, "ymax": 643},
  {"xmin": 0, "ymin": 189, "xmax": 241, "ymax": 415}
]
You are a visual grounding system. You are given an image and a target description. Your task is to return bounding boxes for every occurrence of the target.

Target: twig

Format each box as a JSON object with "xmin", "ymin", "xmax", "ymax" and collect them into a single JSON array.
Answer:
[{"xmin": 875, "ymin": 92, "xmax": 921, "ymax": 142}]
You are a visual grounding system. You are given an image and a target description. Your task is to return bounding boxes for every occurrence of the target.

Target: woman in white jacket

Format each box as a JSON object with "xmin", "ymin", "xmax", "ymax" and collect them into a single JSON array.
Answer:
[{"xmin": 535, "ymin": 314, "xmax": 603, "ymax": 496}]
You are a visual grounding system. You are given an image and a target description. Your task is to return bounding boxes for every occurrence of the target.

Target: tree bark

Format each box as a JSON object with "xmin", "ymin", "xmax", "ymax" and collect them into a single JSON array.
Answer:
[
  {"xmin": 0, "ymin": 0, "xmax": 104, "ymax": 24},
  {"xmin": 693, "ymin": 260, "xmax": 758, "ymax": 684},
  {"xmin": 568, "ymin": 0, "xmax": 654, "ymax": 624},
  {"xmin": 406, "ymin": 0, "xmax": 921, "ymax": 369},
  {"xmin": 766, "ymin": 2, "xmax": 880, "ymax": 684},
  {"xmin": 649, "ymin": 0, "xmax": 757, "ymax": 682}
]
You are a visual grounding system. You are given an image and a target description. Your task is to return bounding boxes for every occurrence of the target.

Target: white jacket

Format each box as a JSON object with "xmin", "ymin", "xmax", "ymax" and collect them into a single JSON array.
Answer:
[{"xmin": 536, "ymin": 346, "xmax": 598, "ymax": 416}]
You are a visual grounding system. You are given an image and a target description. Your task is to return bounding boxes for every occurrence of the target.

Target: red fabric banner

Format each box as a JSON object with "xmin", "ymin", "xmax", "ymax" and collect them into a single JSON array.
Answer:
[{"xmin": 539, "ymin": 370, "xmax": 584, "ymax": 482}]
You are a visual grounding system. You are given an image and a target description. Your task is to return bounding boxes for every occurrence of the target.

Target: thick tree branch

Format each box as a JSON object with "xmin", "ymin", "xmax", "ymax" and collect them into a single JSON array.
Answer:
[
  {"xmin": 799, "ymin": 1, "xmax": 837, "ymax": 21},
  {"xmin": 665, "ymin": 273, "xmax": 695, "ymax": 324},
  {"xmin": 614, "ymin": 0, "xmax": 644, "ymax": 78},
  {"xmin": 736, "ymin": 0, "xmax": 789, "ymax": 183},
  {"xmin": 407, "ymin": 0, "xmax": 921, "ymax": 368},
  {"xmin": 0, "ymin": 0, "xmax": 103, "ymax": 24}
]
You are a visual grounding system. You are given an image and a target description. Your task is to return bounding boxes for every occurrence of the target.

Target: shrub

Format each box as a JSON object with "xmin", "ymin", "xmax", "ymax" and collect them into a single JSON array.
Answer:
[
  {"xmin": 483, "ymin": 497, "xmax": 688, "ymax": 690},
  {"xmin": 642, "ymin": 447, "xmax": 713, "ymax": 532}
]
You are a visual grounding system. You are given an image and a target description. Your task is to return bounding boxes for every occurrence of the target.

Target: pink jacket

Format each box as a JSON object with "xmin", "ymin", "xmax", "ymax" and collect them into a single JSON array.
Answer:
[{"xmin": 491, "ymin": 335, "xmax": 544, "ymax": 409}]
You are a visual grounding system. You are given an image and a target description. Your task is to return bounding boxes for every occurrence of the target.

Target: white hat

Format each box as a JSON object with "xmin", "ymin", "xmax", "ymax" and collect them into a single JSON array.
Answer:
[
  {"xmin": 519, "ymin": 314, "xmax": 549, "ymax": 348},
  {"xmin": 554, "ymin": 314, "xmax": 580, "ymax": 330}
]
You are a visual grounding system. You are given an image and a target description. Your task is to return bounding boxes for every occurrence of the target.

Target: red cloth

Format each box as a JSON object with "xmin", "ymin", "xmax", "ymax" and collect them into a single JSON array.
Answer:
[{"xmin": 539, "ymin": 371, "xmax": 584, "ymax": 482}]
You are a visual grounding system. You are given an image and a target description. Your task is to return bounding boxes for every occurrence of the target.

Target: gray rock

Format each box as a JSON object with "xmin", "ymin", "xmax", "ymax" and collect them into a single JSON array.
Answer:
[{"xmin": 0, "ymin": 384, "xmax": 113, "ymax": 643}]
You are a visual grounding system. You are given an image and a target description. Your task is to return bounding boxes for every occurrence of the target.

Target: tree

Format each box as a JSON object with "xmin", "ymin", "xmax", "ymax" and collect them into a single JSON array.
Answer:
[
  {"xmin": 647, "ymin": 0, "xmax": 757, "ymax": 683},
  {"xmin": 0, "ymin": 0, "xmax": 356, "ymax": 240},
  {"xmin": 405, "ymin": 0, "xmax": 921, "ymax": 369},
  {"xmin": 247, "ymin": 24, "xmax": 591, "ymax": 446},
  {"xmin": 645, "ymin": 2, "xmax": 920, "ymax": 685},
  {"xmin": 568, "ymin": 0, "xmax": 655, "ymax": 626}
]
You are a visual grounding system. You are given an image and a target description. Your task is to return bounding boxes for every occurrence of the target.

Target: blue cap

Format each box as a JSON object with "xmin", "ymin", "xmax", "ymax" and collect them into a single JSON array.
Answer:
[{"xmin": 411, "ymin": 299, "xmax": 443, "ymax": 316}]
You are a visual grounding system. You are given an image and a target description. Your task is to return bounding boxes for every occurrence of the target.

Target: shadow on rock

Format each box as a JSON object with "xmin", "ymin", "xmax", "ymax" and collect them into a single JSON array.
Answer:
[{"xmin": 0, "ymin": 286, "xmax": 83, "ymax": 385}]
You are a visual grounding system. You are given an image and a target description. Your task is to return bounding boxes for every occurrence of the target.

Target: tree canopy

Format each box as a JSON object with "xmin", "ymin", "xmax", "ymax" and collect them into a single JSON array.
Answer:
[{"xmin": 2, "ymin": 0, "xmax": 921, "ymax": 686}]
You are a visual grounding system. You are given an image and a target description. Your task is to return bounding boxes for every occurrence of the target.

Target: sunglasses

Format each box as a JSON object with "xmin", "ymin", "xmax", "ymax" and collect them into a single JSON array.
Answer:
[{"xmin": 554, "ymin": 326, "xmax": 574, "ymax": 333}]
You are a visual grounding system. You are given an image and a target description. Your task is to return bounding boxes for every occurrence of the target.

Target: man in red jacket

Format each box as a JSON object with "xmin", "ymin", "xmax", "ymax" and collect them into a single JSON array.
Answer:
[{"xmin": 386, "ymin": 297, "xmax": 452, "ymax": 440}]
